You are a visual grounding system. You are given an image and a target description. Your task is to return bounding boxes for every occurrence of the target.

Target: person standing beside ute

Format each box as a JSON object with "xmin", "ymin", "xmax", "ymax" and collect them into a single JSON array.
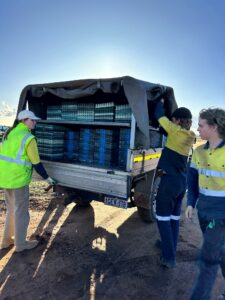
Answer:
[
  {"xmin": 154, "ymin": 101, "xmax": 196, "ymax": 268},
  {"xmin": 185, "ymin": 108, "xmax": 225, "ymax": 300},
  {"xmin": 0, "ymin": 110, "xmax": 56, "ymax": 252}
]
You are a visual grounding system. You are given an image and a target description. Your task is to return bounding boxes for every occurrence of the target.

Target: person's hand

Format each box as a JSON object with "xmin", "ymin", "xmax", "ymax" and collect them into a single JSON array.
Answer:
[
  {"xmin": 46, "ymin": 177, "xmax": 57, "ymax": 185},
  {"xmin": 185, "ymin": 206, "xmax": 193, "ymax": 219}
]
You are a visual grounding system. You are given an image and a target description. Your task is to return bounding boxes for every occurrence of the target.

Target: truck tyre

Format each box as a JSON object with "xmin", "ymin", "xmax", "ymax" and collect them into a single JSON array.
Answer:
[
  {"xmin": 62, "ymin": 190, "xmax": 93, "ymax": 207},
  {"xmin": 137, "ymin": 207, "xmax": 154, "ymax": 222},
  {"xmin": 74, "ymin": 197, "xmax": 92, "ymax": 207},
  {"xmin": 134, "ymin": 171, "xmax": 161, "ymax": 223}
]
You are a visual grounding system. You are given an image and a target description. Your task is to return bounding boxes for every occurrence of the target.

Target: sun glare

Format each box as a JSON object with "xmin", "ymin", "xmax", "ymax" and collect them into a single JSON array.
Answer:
[{"xmin": 77, "ymin": 47, "xmax": 133, "ymax": 79}]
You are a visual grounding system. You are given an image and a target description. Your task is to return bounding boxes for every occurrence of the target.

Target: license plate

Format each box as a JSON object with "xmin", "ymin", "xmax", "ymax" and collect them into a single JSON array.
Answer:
[{"xmin": 104, "ymin": 196, "xmax": 128, "ymax": 209}]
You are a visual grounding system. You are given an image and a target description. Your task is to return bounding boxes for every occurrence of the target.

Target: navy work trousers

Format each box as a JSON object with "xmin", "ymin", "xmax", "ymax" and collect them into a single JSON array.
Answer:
[
  {"xmin": 190, "ymin": 217, "xmax": 225, "ymax": 300},
  {"xmin": 156, "ymin": 174, "xmax": 186, "ymax": 263}
]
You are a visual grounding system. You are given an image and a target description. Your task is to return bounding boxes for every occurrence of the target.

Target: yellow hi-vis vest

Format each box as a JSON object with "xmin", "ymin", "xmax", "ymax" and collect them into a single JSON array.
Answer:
[{"xmin": 0, "ymin": 123, "xmax": 35, "ymax": 188}]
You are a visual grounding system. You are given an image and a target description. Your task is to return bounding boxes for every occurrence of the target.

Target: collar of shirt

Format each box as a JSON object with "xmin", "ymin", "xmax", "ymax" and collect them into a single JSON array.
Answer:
[{"xmin": 203, "ymin": 139, "xmax": 225, "ymax": 150}]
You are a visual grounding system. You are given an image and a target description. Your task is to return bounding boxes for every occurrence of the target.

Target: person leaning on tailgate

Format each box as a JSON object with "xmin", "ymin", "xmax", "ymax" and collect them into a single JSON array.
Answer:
[
  {"xmin": 185, "ymin": 108, "xmax": 225, "ymax": 300},
  {"xmin": 154, "ymin": 101, "xmax": 196, "ymax": 268},
  {"xmin": 0, "ymin": 110, "xmax": 56, "ymax": 252}
]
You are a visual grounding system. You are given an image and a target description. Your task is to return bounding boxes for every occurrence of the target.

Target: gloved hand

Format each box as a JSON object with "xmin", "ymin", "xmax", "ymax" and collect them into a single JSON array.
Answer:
[{"xmin": 46, "ymin": 177, "xmax": 57, "ymax": 185}]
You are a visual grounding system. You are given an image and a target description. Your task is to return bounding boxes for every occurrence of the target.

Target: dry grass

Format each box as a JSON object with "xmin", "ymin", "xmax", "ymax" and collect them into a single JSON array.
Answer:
[{"xmin": 0, "ymin": 179, "xmax": 55, "ymax": 212}]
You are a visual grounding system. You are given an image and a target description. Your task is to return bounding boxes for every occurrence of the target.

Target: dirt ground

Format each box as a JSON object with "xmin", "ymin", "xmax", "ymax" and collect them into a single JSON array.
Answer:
[{"xmin": 0, "ymin": 180, "xmax": 224, "ymax": 300}]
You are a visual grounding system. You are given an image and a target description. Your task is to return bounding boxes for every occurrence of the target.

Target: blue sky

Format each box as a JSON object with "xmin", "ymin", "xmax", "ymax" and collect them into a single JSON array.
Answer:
[{"xmin": 0, "ymin": 0, "xmax": 225, "ymax": 122}]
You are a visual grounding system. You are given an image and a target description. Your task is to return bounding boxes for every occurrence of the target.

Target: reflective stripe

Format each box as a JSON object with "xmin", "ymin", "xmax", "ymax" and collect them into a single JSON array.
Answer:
[
  {"xmin": 199, "ymin": 188, "xmax": 225, "ymax": 197},
  {"xmin": 156, "ymin": 214, "xmax": 181, "ymax": 221},
  {"xmin": 133, "ymin": 153, "xmax": 161, "ymax": 163},
  {"xmin": 190, "ymin": 162, "xmax": 197, "ymax": 169},
  {"xmin": 198, "ymin": 168, "xmax": 225, "ymax": 179},
  {"xmin": 156, "ymin": 215, "xmax": 171, "ymax": 221},
  {"xmin": 171, "ymin": 215, "xmax": 180, "ymax": 220},
  {"xmin": 0, "ymin": 133, "xmax": 33, "ymax": 167},
  {"xmin": 16, "ymin": 133, "xmax": 32, "ymax": 159},
  {"xmin": 0, "ymin": 155, "xmax": 32, "ymax": 166}
]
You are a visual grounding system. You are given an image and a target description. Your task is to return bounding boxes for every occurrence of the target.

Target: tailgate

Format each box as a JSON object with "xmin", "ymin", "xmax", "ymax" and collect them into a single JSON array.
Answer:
[{"xmin": 42, "ymin": 161, "xmax": 131, "ymax": 199}]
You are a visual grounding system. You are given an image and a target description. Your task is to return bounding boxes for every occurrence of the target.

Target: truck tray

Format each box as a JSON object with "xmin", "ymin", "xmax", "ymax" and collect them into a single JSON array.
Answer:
[{"xmin": 42, "ymin": 160, "xmax": 131, "ymax": 199}]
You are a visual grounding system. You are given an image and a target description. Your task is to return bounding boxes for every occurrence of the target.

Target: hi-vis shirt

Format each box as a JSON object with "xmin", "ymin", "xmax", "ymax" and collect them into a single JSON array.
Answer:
[
  {"xmin": 157, "ymin": 117, "xmax": 196, "ymax": 175},
  {"xmin": 187, "ymin": 140, "xmax": 225, "ymax": 219}
]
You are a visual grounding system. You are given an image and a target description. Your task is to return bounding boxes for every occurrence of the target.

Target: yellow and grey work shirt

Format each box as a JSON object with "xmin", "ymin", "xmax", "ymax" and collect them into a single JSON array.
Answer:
[
  {"xmin": 157, "ymin": 117, "xmax": 196, "ymax": 175},
  {"xmin": 188, "ymin": 140, "xmax": 225, "ymax": 219}
]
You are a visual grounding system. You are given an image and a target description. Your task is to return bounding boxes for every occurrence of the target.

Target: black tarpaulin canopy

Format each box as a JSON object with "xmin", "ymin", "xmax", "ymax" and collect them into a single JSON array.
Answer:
[{"xmin": 18, "ymin": 76, "xmax": 178, "ymax": 148}]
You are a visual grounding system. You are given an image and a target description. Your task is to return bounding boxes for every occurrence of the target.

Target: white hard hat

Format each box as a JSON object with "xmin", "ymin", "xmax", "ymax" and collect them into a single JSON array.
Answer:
[{"xmin": 17, "ymin": 110, "xmax": 41, "ymax": 121}]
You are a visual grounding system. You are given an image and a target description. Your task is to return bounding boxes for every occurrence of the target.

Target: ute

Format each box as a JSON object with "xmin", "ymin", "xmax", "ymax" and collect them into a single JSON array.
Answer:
[{"xmin": 18, "ymin": 76, "xmax": 177, "ymax": 222}]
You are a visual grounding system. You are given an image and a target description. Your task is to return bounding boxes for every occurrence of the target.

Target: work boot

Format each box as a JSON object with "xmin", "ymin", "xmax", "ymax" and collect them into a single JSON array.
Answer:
[
  {"xmin": 0, "ymin": 238, "xmax": 14, "ymax": 250},
  {"xmin": 218, "ymin": 291, "xmax": 225, "ymax": 300},
  {"xmin": 159, "ymin": 256, "xmax": 176, "ymax": 269},
  {"xmin": 15, "ymin": 240, "xmax": 39, "ymax": 252}
]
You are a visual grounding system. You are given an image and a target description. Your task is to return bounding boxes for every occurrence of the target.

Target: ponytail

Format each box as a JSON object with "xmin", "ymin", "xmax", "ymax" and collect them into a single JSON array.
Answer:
[{"xmin": 3, "ymin": 119, "xmax": 19, "ymax": 140}]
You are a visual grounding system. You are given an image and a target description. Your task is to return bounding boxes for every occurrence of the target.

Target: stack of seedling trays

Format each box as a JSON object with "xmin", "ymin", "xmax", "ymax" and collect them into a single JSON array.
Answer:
[
  {"xmin": 35, "ymin": 124, "xmax": 65, "ymax": 161},
  {"xmin": 61, "ymin": 101, "xmax": 78, "ymax": 120},
  {"xmin": 94, "ymin": 102, "xmax": 115, "ymax": 122},
  {"xmin": 47, "ymin": 105, "xmax": 62, "ymax": 120},
  {"xmin": 79, "ymin": 128, "xmax": 95, "ymax": 165},
  {"xmin": 93, "ymin": 129, "xmax": 119, "ymax": 168},
  {"xmin": 118, "ymin": 128, "xmax": 131, "ymax": 169},
  {"xmin": 64, "ymin": 129, "xmax": 80, "ymax": 161},
  {"xmin": 115, "ymin": 104, "xmax": 132, "ymax": 123},
  {"xmin": 77, "ymin": 103, "xmax": 95, "ymax": 122}
]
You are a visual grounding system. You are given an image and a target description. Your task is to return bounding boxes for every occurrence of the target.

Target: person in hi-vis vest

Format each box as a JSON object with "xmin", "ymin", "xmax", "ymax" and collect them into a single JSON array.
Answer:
[{"xmin": 0, "ymin": 110, "xmax": 56, "ymax": 252}]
